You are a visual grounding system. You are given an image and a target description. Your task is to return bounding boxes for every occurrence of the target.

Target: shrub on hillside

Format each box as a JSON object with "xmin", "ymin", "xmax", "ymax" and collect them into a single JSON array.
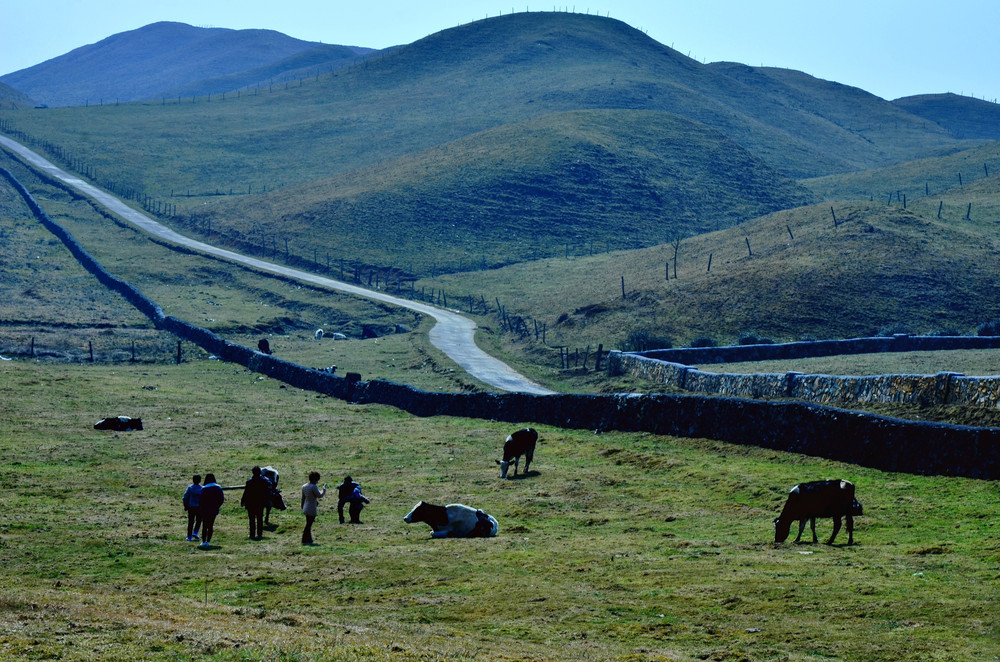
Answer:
[
  {"xmin": 977, "ymin": 319, "xmax": 1000, "ymax": 337},
  {"xmin": 623, "ymin": 330, "xmax": 672, "ymax": 352},
  {"xmin": 927, "ymin": 328, "xmax": 961, "ymax": 337},
  {"xmin": 689, "ymin": 336, "xmax": 718, "ymax": 348},
  {"xmin": 737, "ymin": 332, "xmax": 774, "ymax": 346}
]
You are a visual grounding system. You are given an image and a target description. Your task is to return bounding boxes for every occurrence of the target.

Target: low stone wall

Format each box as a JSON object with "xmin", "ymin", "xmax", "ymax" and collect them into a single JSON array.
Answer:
[
  {"xmin": 636, "ymin": 335, "xmax": 1000, "ymax": 365},
  {"xmin": 6, "ymin": 165, "xmax": 1000, "ymax": 480},
  {"xmin": 610, "ymin": 349, "xmax": 1000, "ymax": 409}
]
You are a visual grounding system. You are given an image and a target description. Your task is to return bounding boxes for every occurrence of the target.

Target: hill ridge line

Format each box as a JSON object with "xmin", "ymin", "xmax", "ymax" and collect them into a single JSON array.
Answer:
[{"xmin": 0, "ymin": 134, "xmax": 553, "ymax": 395}]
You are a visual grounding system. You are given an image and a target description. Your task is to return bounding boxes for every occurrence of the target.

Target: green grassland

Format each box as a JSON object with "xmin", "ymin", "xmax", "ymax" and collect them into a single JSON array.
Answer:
[
  {"xmin": 1, "ymin": 359, "xmax": 998, "ymax": 661},
  {"xmin": 423, "ymin": 199, "xmax": 1000, "ymax": 355},
  {"xmin": 0, "ymin": 167, "xmax": 174, "ymax": 361}
]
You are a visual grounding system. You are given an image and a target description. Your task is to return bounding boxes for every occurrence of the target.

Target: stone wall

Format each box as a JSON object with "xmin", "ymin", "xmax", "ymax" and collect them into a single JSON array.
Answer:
[
  {"xmin": 6, "ymin": 165, "xmax": 1000, "ymax": 480},
  {"xmin": 609, "ymin": 348, "xmax": 1000, "ymax": 409}
]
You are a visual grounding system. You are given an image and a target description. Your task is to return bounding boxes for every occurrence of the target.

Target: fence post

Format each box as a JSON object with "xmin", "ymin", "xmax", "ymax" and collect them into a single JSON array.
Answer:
[
  {"xmin": 176, "ymin": 341, "xmax": 182, "ymax": 364},
  {"xmin": 89, "ymin": 341, "xmax": 94, "ymax": 362}
]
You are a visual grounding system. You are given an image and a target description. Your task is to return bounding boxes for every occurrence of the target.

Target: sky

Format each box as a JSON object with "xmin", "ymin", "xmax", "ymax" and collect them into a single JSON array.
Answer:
[{"xmin": 3, "ymin": 0, "xmax": 999, "ymax": 102}]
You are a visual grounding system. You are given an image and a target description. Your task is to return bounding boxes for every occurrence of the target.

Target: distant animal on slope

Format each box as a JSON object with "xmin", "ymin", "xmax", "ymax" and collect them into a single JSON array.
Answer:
[
  {"xmin": 94, "ymin": 416, "xmax": 143, "ymax": 431},
  {"xmin": 774, "ymin": 479, "xmax": 862, "ymax": 545},
  {"xmin": 403, "ymin": 501, "xmax": 498, "ymax": 538},
  {"xmin": 496, "ymin": 428, "xmax": 538, "ymax": 478},
  {"xmin": 257, "ymin": 338, "xmax": 271, "ymax": 354},
  {"xmin": 314, "ymin": 329, "xmax": 324, "ymax": 340}
]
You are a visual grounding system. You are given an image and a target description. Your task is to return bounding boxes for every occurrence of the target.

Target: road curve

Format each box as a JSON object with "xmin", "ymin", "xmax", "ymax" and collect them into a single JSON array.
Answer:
[{"xmin": 1, "ymin": 135, "xmax": 555, "ymax": 395}]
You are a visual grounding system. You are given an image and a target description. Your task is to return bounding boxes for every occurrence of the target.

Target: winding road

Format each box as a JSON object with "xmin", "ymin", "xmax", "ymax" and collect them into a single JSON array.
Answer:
[{"xmin": 1, "ymin": 135, "xmax": 554, "ymax": 395}]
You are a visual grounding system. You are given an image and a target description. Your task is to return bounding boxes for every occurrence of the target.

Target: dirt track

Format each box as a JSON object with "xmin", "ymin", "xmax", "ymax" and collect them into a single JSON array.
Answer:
[{"xmin": 0, "ymin": 135, "xmax": 554, "ymax": 394}]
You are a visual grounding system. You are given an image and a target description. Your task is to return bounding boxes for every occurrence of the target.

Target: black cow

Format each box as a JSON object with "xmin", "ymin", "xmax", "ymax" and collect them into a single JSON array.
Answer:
[
  {"xmin": 496, "ymin": 428, "xmax": 538, "ymax": 478},
  {"xmin": 94, "ymin": 416, "xmax": 143, "ymax": 431},
  {"xmin": 774, "ymin": 479, "xmax": 862, "ymax": 545}
]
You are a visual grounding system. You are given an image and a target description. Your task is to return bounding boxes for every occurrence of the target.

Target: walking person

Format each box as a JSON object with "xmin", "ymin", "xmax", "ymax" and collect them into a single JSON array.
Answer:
[
  {"xmin": 241, "ymin": 466, "xmax": 271, "ymax": 540},
  {"xmin": 199, "ymin": 473, "xmax": 225, "ymax": 549},
  {"xmin": 182, "ymin": 474, "xmax": 203, "ymax": 541},
  {"xmin": 337, "ymin": 475, "xmax": 371, "ymax": 524},
  {"xmin": 301, "ymin": 471, "xmax": 326, "ymax": 545}
]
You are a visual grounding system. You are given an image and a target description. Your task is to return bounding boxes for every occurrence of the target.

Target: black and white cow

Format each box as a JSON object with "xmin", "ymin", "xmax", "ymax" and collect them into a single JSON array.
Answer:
[
  {"xmin": 94, "ymin": 416, "xmax": 143, "ymax": 431},
  {"xmin": 774, "ymin": 479, "xmax": 862, "ymax": 545},
  {"xmin": 403, "ymin": 501, "xmax": 498, "ymax": 538},
  {"xmin": 496, "ymin": 428, "xmax": 538, "ymax": 478}
]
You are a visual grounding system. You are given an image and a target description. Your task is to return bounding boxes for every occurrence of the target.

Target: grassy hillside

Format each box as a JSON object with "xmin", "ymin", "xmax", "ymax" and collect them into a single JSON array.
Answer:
[
  {"xmin": 894, "ymin": 93, "xmax": 1000, "ymax": 140},
  {"xmin": 159, "ymin": 43, "xmax": 376, "ymax": 100},
  {"xmin": 0, "ymin": 150, "xmax": 486, "ymax": 392},
  {"xmin": 804, "ymin": 138, "xmax": 1000, "ymax": 208},
  {"xmin": 180, "ymin": 109, "xmax": 815, "ymax": 274},
  {"xmin": 0, "ymin": 81, "xmax": 34, "ymax": 109},
  {"xmin": 424, "ymin": 201, "xmax": 1000, "ymax": 358},
  {"xmin": 0, "ymin": 22, "xmax": 326, "ymax": 107},
  {"xmin": 1, "ymin": 359, "xmax": 998, "ymax": 660},
  {"xmin": 0, "ymin": 12, "xmax": 976, "ymax": 199},
  {"xmin": 0, "ymin": 164, "xmax": 175, "ymax": 361}
]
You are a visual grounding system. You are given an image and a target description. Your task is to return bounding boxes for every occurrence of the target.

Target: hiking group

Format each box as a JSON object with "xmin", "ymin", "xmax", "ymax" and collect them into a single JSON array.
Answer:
[{"xmin": 183, "ymin": 468, "xmax": 370, "ymax": 549}]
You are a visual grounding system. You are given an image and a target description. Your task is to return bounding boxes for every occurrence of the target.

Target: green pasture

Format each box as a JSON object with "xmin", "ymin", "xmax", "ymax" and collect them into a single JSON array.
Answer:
[{"xmin": 0, "ymin": 359, "xmax": 997, "ymax": 661}]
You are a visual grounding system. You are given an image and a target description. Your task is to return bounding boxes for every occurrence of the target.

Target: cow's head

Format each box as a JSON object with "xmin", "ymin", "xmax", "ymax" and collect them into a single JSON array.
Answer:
[
  {"xmin": 774, "ymin": 517, "xmax": 792, "ymax": 543},
  {"xmin": 403, "ymin": 501, "xmax": 426, "ymax": 524},
  {"xmin": 497, "ymin": 459, "xmax": 510, "ymax": 479}
]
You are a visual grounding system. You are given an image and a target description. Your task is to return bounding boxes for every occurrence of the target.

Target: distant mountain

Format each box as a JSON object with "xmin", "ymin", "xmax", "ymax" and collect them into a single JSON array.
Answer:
[
  {"xmin": 0, "ymin": 21, "xmax": 373, "ymax": 107},
  {"xmin": 158, "ymin": 43, "xmax": 376, "ymax": 100},
  {"xmin": 892, "ymin": 93, "xmax": 1000, "ymax": 141},
  {"xmin": 0, "ymin": 81, "xmax": 34, "ymax": 107}
]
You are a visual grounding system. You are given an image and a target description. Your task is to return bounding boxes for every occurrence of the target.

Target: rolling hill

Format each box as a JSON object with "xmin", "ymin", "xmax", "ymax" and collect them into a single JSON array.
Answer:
[
  {"xmin": 2, "ymin": 11, "xmax": 987, "ymax": 281},
  {"xmin": 180, "ymin": 109, "xmax": 816, "ymax": 273},
  {"xmin": 893, "ymin": 93, "xmax": 1000, "ymax": 141},
  {"xmin": 0, "ymin": 81, "xmax": 33, "ymax": 108},
  {"xmin": 424, "ymin": 198, "xmax": 1000, "ymax": 350},
  {"xmin": 0, "ymin": 21, "xmax": 372, "ymax": 107}
]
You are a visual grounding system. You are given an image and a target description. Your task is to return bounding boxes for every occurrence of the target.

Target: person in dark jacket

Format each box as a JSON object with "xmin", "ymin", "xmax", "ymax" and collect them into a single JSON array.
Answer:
[
  {"xmin": 240, "ymin": 466, "xmax": 271, "ymax": 540},
  {"xmin": 199, "ymin": 473, "xmax": 225, "ymax": 549},
  {"xmin": 182, "ymin": 474, "xmax": 203, "ymax": 541},
  {"xmin": 337, "ymin": 475, "xmax": 370, "ymax": 524}
]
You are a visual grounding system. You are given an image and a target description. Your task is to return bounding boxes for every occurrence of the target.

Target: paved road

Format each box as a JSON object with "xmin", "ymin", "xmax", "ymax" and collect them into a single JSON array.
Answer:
[{"xmin": 1, "ymin": 135, "xmax": 555, "ymax": 395}]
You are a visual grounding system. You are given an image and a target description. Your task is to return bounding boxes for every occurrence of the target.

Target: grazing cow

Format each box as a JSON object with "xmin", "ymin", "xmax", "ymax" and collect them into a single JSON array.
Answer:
[
  {"xmin": 496, "ymin": 428, "xmax": 538, "ymax": 478},
  {"xmin": 403, "ymin": 501, "xmax": 498, "ymax": 538},
  {"xmin": 774, "ymin": 479, "xmax": 862, "ymax": 545},
  {"xmin": 257, "ymin": 338, "xmax": 272, "ymax": 355},
  {"xmin": 314, "ymin": 329, "xmax": 324, "ymax": 340},
  {"xmin": 94, "ymin": 416, "xmax": 143, "ymax": 431}
]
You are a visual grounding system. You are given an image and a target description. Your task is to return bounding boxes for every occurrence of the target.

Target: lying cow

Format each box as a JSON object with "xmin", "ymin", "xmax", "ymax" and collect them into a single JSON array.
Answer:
[
  {"xmin": 496, "ymin": 427, "xmax": 538, "ymax": 478},
  {"xmin": 403, "ymin": 501, "xmax": 498, "ymax": 538},
  {"xmin": 774, "ymin": 479, "xmax": 862, "ymax": 545},
  {"xmin": 94, "ymin": 416, "xmax": 143, "ymax": 431}
]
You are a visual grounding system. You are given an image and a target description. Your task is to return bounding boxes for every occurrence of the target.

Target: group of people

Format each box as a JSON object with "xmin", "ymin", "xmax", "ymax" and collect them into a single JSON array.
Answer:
[{"xmin": 182, "ymin": 468, "xmax": 370, "ymax": 548}]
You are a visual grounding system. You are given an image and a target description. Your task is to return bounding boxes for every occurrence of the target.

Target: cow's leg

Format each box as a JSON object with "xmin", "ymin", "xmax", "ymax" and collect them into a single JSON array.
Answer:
[
  {"xmin": 845, "ymin": 514, "xmax": 854, "ymax": 545},
  {"xmin": 512, "ymin": 456, "xmax": 520, "ymax": 477},
  {"xmin": 264, "ymin": 505, "xmax": 271, "ymax": 525},
  {"xmin": 524, "ymin": 450, "xmax": 533, "ymax": 474},
  {"xmin": 828, "ymin": 516, "xmax": 842, "ymax": 545},
  {"xmin": 809, "ymin": 517, "xmax": 818, "ymax": 543},
  {"xmin": 431, "ymin": 529, "xmax": 449, "ymax": 538},
  {"xmin": 794, "ymin": 519, "xmax": 807, "ymax": 543}
]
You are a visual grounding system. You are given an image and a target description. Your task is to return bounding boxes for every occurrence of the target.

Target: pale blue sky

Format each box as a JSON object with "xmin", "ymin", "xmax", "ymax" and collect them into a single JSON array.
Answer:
[{"xmin": 3, "ymin": 0, "xmax": 999, "ymax": 102}]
